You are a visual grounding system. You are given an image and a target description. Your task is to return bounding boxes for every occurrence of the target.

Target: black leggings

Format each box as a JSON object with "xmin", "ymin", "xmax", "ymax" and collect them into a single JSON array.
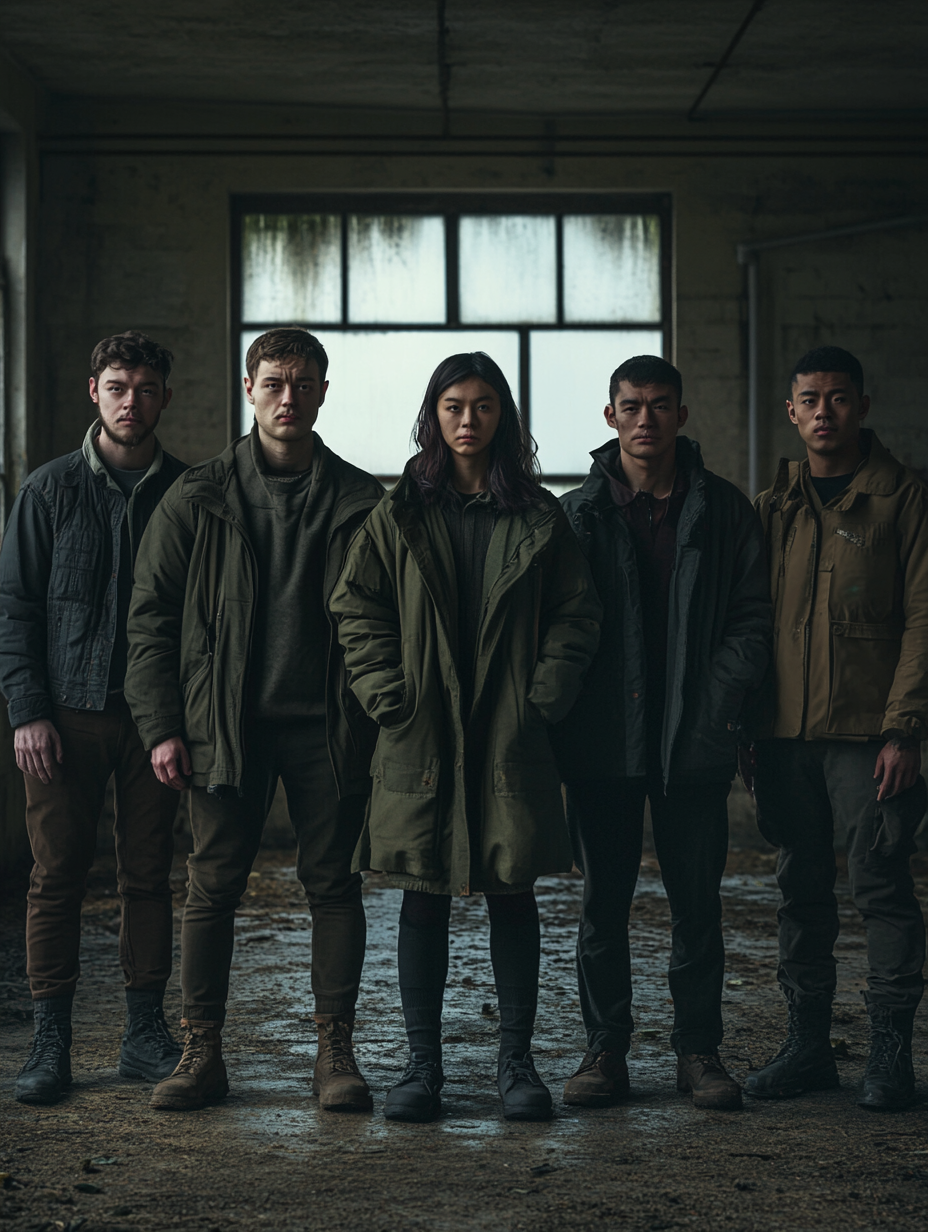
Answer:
[{"xmin": 397, "ymin": 889, "xmax": 541, "ymax": 1062}]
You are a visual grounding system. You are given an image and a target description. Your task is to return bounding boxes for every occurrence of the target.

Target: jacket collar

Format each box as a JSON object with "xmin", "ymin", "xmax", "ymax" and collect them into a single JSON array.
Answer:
[
  {"xmin": 81, "ymin": 420, "xmax": 165, "ymax": 493},
  {"xmin": 773, "ymin": 429, "xmax": 903, "ymax": 510},
  {"xmin": 579, "ymin": 435, "xmax": 705, "ymax": 511}
]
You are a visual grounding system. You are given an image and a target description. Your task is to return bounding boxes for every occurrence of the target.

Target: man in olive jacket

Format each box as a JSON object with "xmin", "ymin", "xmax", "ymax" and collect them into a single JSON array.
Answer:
[
  {"xmin": 746, "ymin": 346, "xmax": 928, "ymax": 1112},
  {"xmin": 125, "ymin": 328, "xmax": 382, "ymax": 1112},
  {"xmin": 0, "ymin": 331, "xmax": 186, "ymax": 1104},
  {"xmin": 551, "ymin": 355, "xmax": 771, "ymax": 1112}
]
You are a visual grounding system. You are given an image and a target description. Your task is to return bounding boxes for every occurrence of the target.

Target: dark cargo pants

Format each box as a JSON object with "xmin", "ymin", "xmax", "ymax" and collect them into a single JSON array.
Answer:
[
  {"xmin": 565, "ymin": 776, "xmax": 732, "ymax": 1056},
  {"xmin": 754, "ymin": 739, "xmax": 926, "ymax": 1011},
  {"xmin": 24, "ymin": 694, "xmax": 179, "ymax": 1000},
  {"xmin": 181, "ymin": 717, "xmax": 367, "ymax": 1024}
]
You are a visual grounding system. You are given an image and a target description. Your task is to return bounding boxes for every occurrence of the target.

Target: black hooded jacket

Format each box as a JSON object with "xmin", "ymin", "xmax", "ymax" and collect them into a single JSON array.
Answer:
[{"xmin": 551, "ymin": 436, "xmax": 771, "ymax": 786}]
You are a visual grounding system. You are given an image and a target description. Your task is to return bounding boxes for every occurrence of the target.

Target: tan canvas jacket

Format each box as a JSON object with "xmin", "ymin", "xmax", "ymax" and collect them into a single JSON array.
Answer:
[{"xmin": 755, "ymin": 430, "xmax": 928, "ymax": 743}]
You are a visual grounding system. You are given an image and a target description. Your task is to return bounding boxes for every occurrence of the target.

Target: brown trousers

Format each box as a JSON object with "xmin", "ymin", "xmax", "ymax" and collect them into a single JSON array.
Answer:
[
  {"xmin": 24, "ymin": 694, "xmax": 179, "ymax": 1000},
  {"xmin": 182, "ymin": 717, "xmax": 367, "ymax": 1025}
]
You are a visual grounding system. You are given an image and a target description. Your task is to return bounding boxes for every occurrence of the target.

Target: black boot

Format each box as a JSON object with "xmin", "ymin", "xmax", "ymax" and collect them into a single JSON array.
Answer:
[
  {"xmin": 498, "ymin": 1052, "xmax": 552, "ymax": 1121},
  {"xmin": 744, "ymin": 998, "xmax": 839, "ymax": 1099},
  {"xmin": 119, "ymin": 990, "xmax": 182, "ymax": 1082},
  {"xmin": 858, "ymin": 1001, "xmax": 916, "ymax": 1112},
  {"xmin": 384, "ymin": 1054, "xmax": 445, "ymax": 1123},
  {"xmin": 15, "ymin": 997, "xmax": 73, "ymax": 1105}
]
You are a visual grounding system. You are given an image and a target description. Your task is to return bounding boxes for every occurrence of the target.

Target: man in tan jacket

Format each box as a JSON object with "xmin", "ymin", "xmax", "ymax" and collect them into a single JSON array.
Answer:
[{"xmin": 746, "ymin": 345, "xmax": 928, "ymax": 1112}]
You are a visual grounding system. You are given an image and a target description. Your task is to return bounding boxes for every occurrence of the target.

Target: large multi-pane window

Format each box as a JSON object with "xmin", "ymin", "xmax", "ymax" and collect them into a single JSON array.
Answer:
[{"xmin": 233, "ymin": 193, "xmax": 671, "ymax": 488}]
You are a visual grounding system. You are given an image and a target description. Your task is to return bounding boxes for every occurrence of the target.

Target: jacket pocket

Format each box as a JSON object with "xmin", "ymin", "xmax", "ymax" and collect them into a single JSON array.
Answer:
[
  {"xmin": 182, "ymin": 655, "xmax": 214, "ymax": 744},
  {"xmin": 493, "ymin": 760, "xmax": 562, "ymax": 796},
  {"xmin": 369, "ymin": 758, "xmax": 442, "ymax": 877},
  {"xmin": 827, "ymin": 621, "xmax": 901, "ymax": 734},
  {"xmin": 870, "ymin": 775, "xmax": 927, "ymax": 860}
]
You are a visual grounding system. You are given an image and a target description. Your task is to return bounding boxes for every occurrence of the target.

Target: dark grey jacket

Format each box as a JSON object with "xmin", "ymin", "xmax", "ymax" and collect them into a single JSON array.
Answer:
[
  {"xmin": 551, "ymin": 436, "xmax": 771, "ymax": 785},
  {"xmin": 0, "ymin": 423, "xmax": 187, "ymax": 728}
]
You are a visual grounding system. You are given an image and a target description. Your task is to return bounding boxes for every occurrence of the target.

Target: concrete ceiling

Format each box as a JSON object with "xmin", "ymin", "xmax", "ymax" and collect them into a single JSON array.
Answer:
[{"xmin": 2, "ymin": 0, "xmax": 927, "ymax": 117}]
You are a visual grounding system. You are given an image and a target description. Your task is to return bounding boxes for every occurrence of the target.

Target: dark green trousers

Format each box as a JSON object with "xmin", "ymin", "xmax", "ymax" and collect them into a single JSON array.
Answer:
[
  {"xmin": 181, "ymin": 717, "xmax": 367, "ymax": 1024},
  {"xmin": 754, "ymin": 739, "xmax": 926, "ymax": 1012}
]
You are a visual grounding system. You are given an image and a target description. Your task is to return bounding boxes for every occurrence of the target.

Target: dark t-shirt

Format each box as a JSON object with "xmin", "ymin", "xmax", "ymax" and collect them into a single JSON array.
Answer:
[
  {"xmin": 104, "ymin": 464, "xmax": 148, "ymax": 692},
  {"xmin": 237, "ymin": 434, "xmax": 329, "ymax": 720},
  {"xmin": 809, "ymin": 472, "xmax": 855, "ymax": 506},
  {"xmin": 600, "ymin": 458, "xmax": 689, "ymax": 763}
]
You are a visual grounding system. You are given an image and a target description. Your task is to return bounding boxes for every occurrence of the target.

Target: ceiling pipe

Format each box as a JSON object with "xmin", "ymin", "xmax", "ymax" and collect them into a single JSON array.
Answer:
[
  {"xmin": 737, "ymin": 213, "xmax": 928, "ymax": 496},
  {"xmin": 688, "ymin": 0, "xmax": 767, "ymax": 121}
]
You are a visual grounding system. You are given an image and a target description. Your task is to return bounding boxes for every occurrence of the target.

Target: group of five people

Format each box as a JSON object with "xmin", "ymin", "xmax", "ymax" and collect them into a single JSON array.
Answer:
[{"xmin": 2, "ymin": 327, "xmax": 924, "ymax": 1122}]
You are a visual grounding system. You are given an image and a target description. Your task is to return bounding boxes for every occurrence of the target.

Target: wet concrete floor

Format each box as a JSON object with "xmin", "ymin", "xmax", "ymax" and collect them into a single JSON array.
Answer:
[{"xmin": 1, "ymin": 842, "xmax": 927, "ymax": 1231}]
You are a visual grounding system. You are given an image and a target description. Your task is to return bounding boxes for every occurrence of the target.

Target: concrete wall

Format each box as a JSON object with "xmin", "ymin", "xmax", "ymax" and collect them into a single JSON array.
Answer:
[
  {"xmin": 35, "ymin": 142, "xmax": 928, "ymax": 490},
  {"xmin": 0, "ymin": 54, "xmax": 41, "ymax": 867}
]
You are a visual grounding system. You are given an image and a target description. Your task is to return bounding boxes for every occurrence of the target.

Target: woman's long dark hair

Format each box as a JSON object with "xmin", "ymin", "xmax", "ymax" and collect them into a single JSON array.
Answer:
[{"xmin": 408, "ymin": 352, "xmax": 541, "ymax": 511}]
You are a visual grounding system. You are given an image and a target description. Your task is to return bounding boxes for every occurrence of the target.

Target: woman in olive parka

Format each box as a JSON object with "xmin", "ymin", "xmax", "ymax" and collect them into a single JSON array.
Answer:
[{"xmin": 330, "ymin": 353, "xmax": 601, "ymax": 1123}]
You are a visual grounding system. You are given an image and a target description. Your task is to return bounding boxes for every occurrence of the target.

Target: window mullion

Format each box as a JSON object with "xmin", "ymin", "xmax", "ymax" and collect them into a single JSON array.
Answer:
[
  {"xmin": 341, "ymin": 213, "xmax": 349, "ymax": 326},
  {"xmin": 555, "ymin": 215, "xmax": 564, "ymax": 326},
  {"xmin": 445, "ymin": 214, "xmax": 459, "ymax": 326}
]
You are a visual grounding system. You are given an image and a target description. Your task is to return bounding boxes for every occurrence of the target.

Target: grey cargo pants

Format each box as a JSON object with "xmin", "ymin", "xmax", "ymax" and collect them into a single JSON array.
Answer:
[{"xmin": 754, "ymin": 739, "xmax": 926, "ymax": 1012}]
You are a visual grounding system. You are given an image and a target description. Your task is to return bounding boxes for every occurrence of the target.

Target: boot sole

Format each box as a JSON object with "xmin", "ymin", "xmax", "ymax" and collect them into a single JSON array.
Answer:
[
  {"xmin": 384, "ymin": 1098, "xmax": 441, "ymax": 1123},
  {"xmin": 15, "ymin": 1082, "xmax": 72, "ymax": 1107},
  {"xmin": 563, "ymin": 1089, "xmax": 619, "ymax": 1108},
  {"xmin": 503, "ymin": 1106, "xmax": 553, "ymax": 1121},
  {"xmin": 150, "ymin": 1082, "xmax": 229, "ymax": 1112},
  {"xmin": 119, "ymin": 1060, "xmax": 182, "ymax": 1083},
  {"xmin": 744, "ymin": 1069, "xmax": 840, "ymax": 1100},
  {"xmin": 857, "ymin": 1092, "xmax": 915, "ymax": 1112},
  {"xmin": 311, "ymin": 1079, "xmax": 374, "ymax": 1112}
]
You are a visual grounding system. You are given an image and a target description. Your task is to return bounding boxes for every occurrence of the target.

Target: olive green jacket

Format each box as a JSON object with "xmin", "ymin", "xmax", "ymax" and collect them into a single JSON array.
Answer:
[
  {"xmin": 125, "ymin": 433, "xmax": 383, "ymax": 794},
  {"xmin": 755, "ymin": 430, "xmax": 928, "ymax": 743},
  {"xmin": 329, "ymin": 476, "xmax": 602, "ymax": 896}
]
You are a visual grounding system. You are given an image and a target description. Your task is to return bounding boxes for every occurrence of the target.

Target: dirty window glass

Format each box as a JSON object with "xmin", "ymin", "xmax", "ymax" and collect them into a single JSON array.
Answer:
[
  {"xmin": 563, "ymin": 215, "xmax": 661, "ymax": 324},
  {"xmin": 459, "ymin": 216, "xmax": 557, "ymax": 324},
  {"xmin": 348, "ymin": 216, "xmax": 446, "ymax": 324},
  {"xmin": 530, "ymin": 329, "xmax": 664, "ymax": 475},
  {"xmin": 241, "ymin": 328, "xmax": 520, "ymax": 476},
  {"xmin": 242, "ymin": 214, "xmax": 342, "ymax": 323}
]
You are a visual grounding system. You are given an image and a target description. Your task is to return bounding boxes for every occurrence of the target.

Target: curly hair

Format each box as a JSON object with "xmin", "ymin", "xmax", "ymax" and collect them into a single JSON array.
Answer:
[{"xmin": 90, "ymin": 331, "xmax": 173, "ymax": 385}]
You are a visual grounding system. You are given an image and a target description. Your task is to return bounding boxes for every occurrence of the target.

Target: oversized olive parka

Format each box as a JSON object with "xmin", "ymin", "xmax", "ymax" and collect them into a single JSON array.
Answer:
[
  {"xmin": 329, "ymin": 475, "xmax": 602, "ymax": 896},
  {"xmin": 755, "ymin": 429, "xmax": 928, "ymax": 743},
  {"xmin": 124, "ymin": 433, "xmax": 383, "ymax": 796}
]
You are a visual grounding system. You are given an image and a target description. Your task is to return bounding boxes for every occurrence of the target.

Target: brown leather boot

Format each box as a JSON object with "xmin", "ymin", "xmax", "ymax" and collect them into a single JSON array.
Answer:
[
  {"xmin": 563, "ymin": 1049, "xmax": 630, "ymax": 1107},
  {"xmin": 312, "ymin": 1017, "xmax": 373, "ymax": 1112},
  {"xmin": 149, "ymin": 1019, "xmax": 229, "ymax": 1111},
  {"xmin": 676, "ymin": 1052, "xmax": 742, "ymax": 1110}
]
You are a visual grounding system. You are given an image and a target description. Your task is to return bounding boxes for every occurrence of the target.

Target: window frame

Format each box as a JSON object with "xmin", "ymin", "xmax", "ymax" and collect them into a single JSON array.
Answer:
[{"xmin": 231, "ymin": 191, "xmax": 673, "ymax": 484}]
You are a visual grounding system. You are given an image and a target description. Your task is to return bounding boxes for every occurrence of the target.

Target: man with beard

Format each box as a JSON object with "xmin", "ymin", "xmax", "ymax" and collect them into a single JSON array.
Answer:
[{"xmin": 0, "ymin": 332, "xmax": 187, "ymax": 1104}]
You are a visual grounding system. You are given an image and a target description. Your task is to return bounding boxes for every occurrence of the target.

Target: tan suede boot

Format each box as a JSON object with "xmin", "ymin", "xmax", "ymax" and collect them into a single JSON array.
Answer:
[
  {"xmin": 563, "ymin": 1049, "xmax": 630, "ymax": 1107},
  {"xmin": 676, "ymin": 1052, "xmax": 742, "ymax": 1111},
  {"xmin": 149, "ymin": 1019, "xmax": 229, "ymax": 1111},
  {"xmin": 312, "ymin": 1016, "xmax": 373, "ymax": 1112}
]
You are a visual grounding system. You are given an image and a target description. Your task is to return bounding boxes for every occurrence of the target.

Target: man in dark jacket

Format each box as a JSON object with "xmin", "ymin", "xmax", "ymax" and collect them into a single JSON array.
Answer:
[
  {"xmin": 0, "ymin": 331, "xmax": 187, "ymax": 1105},
  {"xmin": 552, "ymin": 355, "xmax": 771, "ymax": 1112},
  {"xmin": 746, "ymin": 346, "xmax": 928, "ymax": 1111},
  {"xmin": 125, "ymin": 328, "xmax": 383, "ymax": 1113}
]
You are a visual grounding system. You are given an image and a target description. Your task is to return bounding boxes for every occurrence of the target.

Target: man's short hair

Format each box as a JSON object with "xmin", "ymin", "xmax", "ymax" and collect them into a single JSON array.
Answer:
[
  {"xmin": 91, "ymin": 331, "xmax": 173, "ymax": 385},
  {"xmin": 790, "ymin": 346, "xmax": 864, "ymax": 396},
  {"xmin": 609, "ymin": 355, "xmax": 683, "ymax": 407},
  {"xmin": 245, "ymin": 327, "xmax": 329, "ymax": 383}
]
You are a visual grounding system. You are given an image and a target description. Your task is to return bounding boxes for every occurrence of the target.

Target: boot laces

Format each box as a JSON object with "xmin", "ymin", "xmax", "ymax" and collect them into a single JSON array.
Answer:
[
  {"xmin": 501, "ymin": 1054, "xmax": 542, "ymax": 1087},
  {"xmin": 577, "ymin": 1049, "xmax": 607, "ymax": 1075},
  {"xmin": 131, "ymin": 1004, "xmax": 180, "ymax": 1060},
  {"xmin": 687, "ymin": 1052, "xmax": 727, "ymax": 1075},
  {"xmin": 175, "ymin": 1029, "xmax": 214, "ymax": 1076},
  {"xmin": 23, "ymin": 1016, "xmax": 68, "ymax": 1072},
  {"xmin": 399, "ymin": 1058, "xmax": 443, "ymax": 1089},
  {"xmin": 321, "ymin": 1022, "xmax": 359, "ymax": 1076},
  {"xmin": 866, "ymin": 1025, "xmax": 905, "ymax": 1078}
]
